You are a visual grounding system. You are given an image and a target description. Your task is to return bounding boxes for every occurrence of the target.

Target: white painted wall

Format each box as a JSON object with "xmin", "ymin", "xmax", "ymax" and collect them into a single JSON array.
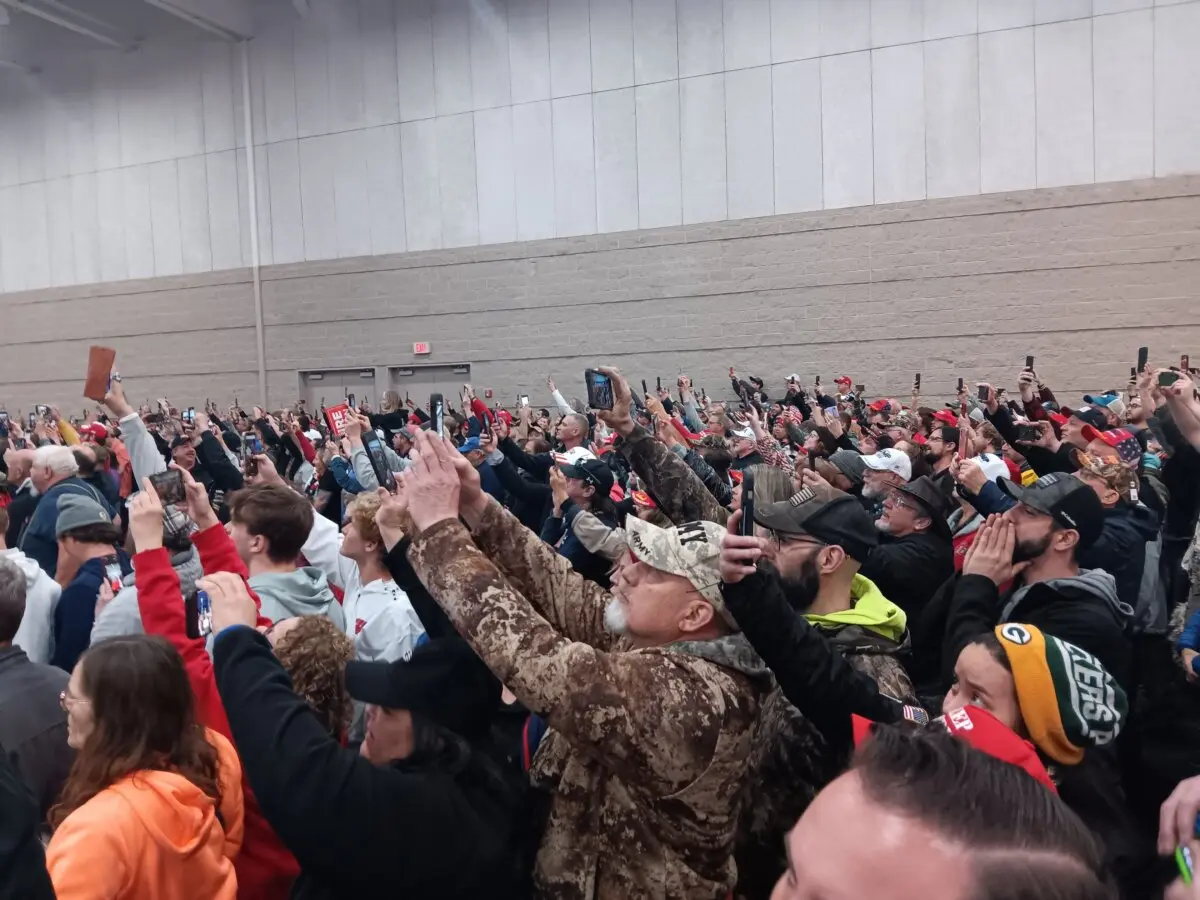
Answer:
[{"xmin": 2, "ymin": 0, "xmax": 1200, "ymax": 294}]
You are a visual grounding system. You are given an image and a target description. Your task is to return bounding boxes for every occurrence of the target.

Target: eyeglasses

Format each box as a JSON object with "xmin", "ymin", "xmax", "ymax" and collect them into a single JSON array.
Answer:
[
  {"xmin": 885, "ymin": 491, "xmax": 919, "ymax": 512},
  {"xmin": 59, "ymin": 689, "xmax": 90, "ymax": 711}
]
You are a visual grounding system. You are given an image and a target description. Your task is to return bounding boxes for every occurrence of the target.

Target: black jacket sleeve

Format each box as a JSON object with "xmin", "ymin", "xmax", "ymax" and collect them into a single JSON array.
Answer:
[
  {"xmin": 497, "ymin": 437, "xmax": 551, "ymax": 479},
  {"xmin": 490, "ymin": 457, "xmax": 551, "ymax": 506},
  {"xmin": 721, "ymin": 572, "xmax": 904, "ymax": 751},
  {"xmin": 941, "ymin": 574, "xmax": 1004, "ymax": 687},
  {"xmin": 212, "ymin": 626, "xmax": 497, "ymax": 896},
  {"xmin": 0, "ymin": 747, "xmax": 55, "ymax": 900},
  {"xmin": 196, "ymin": 432, "xmax": 244, "ymax": 493},
  {"xmin": 383, "ymin": 538, "xmax": 456, "ymax": 641},
  {"xmin": 986, "ymin": 405, "xmax": 1077, "ymax": 475},
  {"xmin": 682, "ymin": 447, "xmax": 733, "ymax": 508}
]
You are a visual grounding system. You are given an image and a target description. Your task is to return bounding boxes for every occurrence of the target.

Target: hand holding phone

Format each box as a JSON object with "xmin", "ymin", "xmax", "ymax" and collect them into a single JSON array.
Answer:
[
  {"xmin": 739, "ymin": 470, "xmax": 756, "ymax": 538},
  {"xmin": 430, "ymin": 393, "xmax": 445, "ymax": 438},
  {"xmin": 584, "ymin": 370, "xmax": 615, "ymax": 411},
  {"xmin": 148, "ymin": 469, "xmax": 186, "ymax": 506}
]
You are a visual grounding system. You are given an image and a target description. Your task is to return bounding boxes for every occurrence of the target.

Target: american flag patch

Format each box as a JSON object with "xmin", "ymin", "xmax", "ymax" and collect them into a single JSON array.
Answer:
[
  {"xmin": 902, "ymin": 705, "xmax": 930, "ymax": 726},
  {"xmin": 787, "ymin": 488, "xmax": 816, "ymax": 507}
]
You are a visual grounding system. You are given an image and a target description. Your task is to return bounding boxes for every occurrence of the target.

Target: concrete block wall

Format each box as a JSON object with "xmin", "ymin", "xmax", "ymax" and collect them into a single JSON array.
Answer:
[{"xmin": 2, "ymin": 174, "xmax": 1199, "ymax": 413}]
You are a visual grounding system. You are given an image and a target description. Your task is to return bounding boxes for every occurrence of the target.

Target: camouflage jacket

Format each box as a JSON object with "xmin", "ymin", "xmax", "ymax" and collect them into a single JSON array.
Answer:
[
  {"xmin": 408, "ymin": 499, "xmax": 771, "ymax": 899},
  {"xmin": 618, "ymin": 426, "xmax": 729, "ymax": 527},
  {"xmin": 734, "ymin": 630, "xmax": 916, "ymax": 900}
]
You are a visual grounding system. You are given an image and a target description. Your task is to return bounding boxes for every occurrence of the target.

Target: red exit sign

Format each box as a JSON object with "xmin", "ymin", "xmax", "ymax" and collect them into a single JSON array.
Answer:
[{"xmin": 413, "ymin": 342, "xmax": 431, "ymax": 355}]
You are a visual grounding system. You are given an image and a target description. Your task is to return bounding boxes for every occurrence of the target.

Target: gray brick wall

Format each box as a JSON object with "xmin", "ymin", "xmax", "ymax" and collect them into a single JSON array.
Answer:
[{"xmin": 3, "ymin": 175, "xmax": 1200, "ymax": 412}]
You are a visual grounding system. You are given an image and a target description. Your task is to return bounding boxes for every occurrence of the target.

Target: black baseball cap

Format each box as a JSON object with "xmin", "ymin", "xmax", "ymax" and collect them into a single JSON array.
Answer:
[
  {"xmin": 560, "ymin": 458, "xmax": 615, "ymax": 497},
  {"xmin": 754, "ymin": 483, "xmax": 879, "ymax": 563},
  {"xmin": 997, "ymin": 472, "xmax": 1104, "ymax": 551},
  {"xmin": 1065, "ymin": 406, "xmax": 1108, "ymax": 430},
  {"xmin": 345, "ymin": 638, "xmax": 500, "ymax": 741}
]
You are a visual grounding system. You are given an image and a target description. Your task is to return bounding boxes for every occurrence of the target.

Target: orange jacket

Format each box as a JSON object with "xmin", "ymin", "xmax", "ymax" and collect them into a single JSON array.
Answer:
[{"xmin": 46, "ymin": 728, "xmax": 244, "ymax": 900}]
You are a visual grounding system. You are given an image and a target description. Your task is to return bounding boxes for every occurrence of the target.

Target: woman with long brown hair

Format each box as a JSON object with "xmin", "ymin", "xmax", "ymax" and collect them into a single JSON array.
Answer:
[{"xmin": 45, "ymin": 635, "xmax": 244, "ymax": 900}]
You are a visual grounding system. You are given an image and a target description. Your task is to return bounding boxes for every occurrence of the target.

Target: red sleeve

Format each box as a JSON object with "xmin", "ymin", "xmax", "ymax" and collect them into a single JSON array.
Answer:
[
  {"xmin": 294, "ymin": 429, "xmax": 316, "ymax": 463},
  {"xmin": 470, "ymin": 397, "xmax": 495, "ymax": 426},
  {"xmin": 134, "ymin": 547, "xmax": 232, "ymax": 739},
  {"xmin": 191, "ymin": 524, "xmax": 272, "ymax": 628}
]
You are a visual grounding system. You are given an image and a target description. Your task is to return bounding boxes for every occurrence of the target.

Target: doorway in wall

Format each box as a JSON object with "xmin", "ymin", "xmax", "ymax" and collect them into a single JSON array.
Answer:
[
  {"xmin": 387, "ymin": 364, "xmax": 471, "ymax": 413},
  {"xmin": 300, "ymin": 369, "xmax": 377, "ymax": 411}
]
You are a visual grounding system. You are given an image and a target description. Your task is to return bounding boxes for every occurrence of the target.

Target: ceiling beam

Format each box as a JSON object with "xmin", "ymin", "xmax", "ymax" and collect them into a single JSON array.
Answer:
[
  {"xmin": 0, "ymin": 0, "xmax": 133, "ymax": 50},
  {"xmin": 141, "ymin": 0, "xmax": 252, "ymax": 40}
]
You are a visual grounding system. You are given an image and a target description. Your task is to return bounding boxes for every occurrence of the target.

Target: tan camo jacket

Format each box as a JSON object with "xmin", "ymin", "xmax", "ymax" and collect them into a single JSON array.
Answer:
[{"xmin": 408, "ymin": 500, "xmax": 771, "ymax": 900}]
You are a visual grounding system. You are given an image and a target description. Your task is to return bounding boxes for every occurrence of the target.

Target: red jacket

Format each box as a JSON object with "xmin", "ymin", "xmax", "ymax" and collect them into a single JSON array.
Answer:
[{"xmin": 135, "ymin": 526, "xmax": 299, "ymax": 900}]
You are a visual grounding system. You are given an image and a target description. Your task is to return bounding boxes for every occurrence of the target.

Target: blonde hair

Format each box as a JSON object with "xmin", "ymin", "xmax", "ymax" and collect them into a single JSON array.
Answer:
[
  {"xmin": 349, "ymin": 493, "xmax": 383, "ymax": 547},
  {"xmin": 381, "ymin": 390, "xmax": 403, "ymax": 413}
]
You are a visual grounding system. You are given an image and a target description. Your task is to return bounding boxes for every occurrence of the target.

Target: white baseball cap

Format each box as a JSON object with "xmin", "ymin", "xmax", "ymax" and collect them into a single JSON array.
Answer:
[
  {"xmin": 859, "ymin": 448, "xmax": 912, "ymax": 481},
  {"xmin": 971, "ymin": 453, "xmax": 1010, "ymax": 483},
  {"xmin": 552, "ymin": 446, "xmax": 596, "ymax": 465}
]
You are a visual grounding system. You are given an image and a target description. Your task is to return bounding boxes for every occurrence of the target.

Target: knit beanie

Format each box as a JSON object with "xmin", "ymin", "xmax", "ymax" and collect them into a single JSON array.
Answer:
[
  {"xmin": 55, "ymin": 494, "xmax": 112, "ymax": 538},
  {"xmin": 993, "ymin": 623, "xmax": 1126, "ymax": 765}
]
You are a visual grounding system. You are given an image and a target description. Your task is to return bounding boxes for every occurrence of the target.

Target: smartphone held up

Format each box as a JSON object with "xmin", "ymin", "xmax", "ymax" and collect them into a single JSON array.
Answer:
[{"xmin": 584, "ymin": 369, "xmax": 615, "ymax": 410}]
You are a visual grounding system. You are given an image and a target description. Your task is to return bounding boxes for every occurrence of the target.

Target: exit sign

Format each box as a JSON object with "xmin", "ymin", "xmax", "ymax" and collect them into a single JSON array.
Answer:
[{"xmin": 413, "ymin": 342, "xmax": 431, "ymax": 355}]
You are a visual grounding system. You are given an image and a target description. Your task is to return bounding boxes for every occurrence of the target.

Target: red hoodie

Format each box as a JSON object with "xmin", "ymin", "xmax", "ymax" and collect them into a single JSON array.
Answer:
[{"xmin": 135, "ymin": 526, "xmax": 300, "ymax": 900}]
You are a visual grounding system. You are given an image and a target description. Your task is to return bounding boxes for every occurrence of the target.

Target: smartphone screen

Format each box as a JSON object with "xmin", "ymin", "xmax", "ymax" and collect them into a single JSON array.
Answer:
[
  {"xmin": 430, "ymin": 393, "xmax": 445, "ymax": 438},
  {"xmin": 957, "ymin": 377, "xmax": 964, "ymax": 392},
  {"xmin": 1016, "ymin": 424, "xmax": 1042, "ymax": 443},
  {"xmin": 913, "ymin": 373, "xmax": 921, "ymax": 391},
  {"xmin": 1137, "ymin": 346, "xmax": 1149, "ymax": 374},
  {"xmin": 245, "ymin": 435, "xmax": 263, "ymax": 455},
  {"xmin": 977, "ymin": 385, "xmax": 989, "ymax": 402},
  {"xmin": 183, "ymin": 407, "xmax": 195, "ymax": 423},
  {"xmin": 148, "ymin": 469, "xmax": 186, "ymax": 505},
  {"xmin": 363, "ymin": 432, "xmax": 397, "ymax": 491},
  {"xmin": 185, "ymin": 589, "xmax": 213, "ymax": 641},
  {"xmin": 740, "ymin": 470, "xmax": 756, "ymax": 538},
  {"xmin": 1159, "ymin": 370, "xmax": 1181, "ymax": 387},
  {"xmin": 584, "ymin": 370, "xmax": 614, "ymax": 410},
  {"xmin": 519, "ymin": 395, "xmax": 530, "ymax": 407},
  {"xmin": 102, "ymin": 555, "xmax": 124, "ymax": 594},
  {"xmin": 855, "ymin": 384, "xmax": 865, "ymax": 394},
  {"xmin": 1025, "ymin": 355, "xmax": 1035, "ymax": 370}
]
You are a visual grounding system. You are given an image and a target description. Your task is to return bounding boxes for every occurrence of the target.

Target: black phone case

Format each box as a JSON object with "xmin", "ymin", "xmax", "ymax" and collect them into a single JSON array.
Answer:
[
  {"xmin": 364, "ymin": 435, "xmax": 397, "ymax": 490},
  {"xmin": 740, "ymin": 471, "xmax": 756, "ymax": 538}
]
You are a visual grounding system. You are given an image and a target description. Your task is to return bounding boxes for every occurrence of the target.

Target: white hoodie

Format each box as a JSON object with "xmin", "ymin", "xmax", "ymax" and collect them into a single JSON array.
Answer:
[
  {"xmin": 300, "ymin": 514, "xmax": 425, "ymax": 663},
  {"xmin": 1, "ymin": 547, "xmax": 62, "ymax": 664}
]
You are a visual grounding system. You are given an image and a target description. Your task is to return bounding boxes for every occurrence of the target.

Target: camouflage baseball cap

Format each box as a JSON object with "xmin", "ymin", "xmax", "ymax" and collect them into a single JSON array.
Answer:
[{"xmin": 624, "ymin": 516, "xmax": 736, "ymax": 629}]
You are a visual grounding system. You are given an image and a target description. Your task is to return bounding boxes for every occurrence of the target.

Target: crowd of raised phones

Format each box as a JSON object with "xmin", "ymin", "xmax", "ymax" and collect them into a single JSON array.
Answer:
[{"xmin": 0, "ymin": 350, "xmax": 1199, "ymax": 900}]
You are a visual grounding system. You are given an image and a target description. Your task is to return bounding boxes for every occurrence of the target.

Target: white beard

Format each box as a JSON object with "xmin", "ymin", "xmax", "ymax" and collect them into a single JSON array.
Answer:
[
  {"xmin": 603, "ymin": 597, "xmax": 628, "ymax": 634},
  {"xmin": 862, "ymin": 481, "xmax": 886, "ymax": 499}
]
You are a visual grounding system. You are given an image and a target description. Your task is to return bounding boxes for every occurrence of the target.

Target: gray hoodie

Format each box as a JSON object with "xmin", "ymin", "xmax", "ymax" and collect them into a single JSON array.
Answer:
[
  {"xmin": 90, "ymin": 546, "xmax": 206, "ymax": 644},
  {"xmin": 1000, "ymin": 567, "xmax": 1131, "ymax": 624},
  {"xmin": 250, "ymin": 566, "xmax": 346, "ymax": 632}
]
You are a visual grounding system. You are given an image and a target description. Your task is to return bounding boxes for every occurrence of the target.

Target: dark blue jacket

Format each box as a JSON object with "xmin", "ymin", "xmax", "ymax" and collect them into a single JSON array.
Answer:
[
  {"xmin": 52, "ymin": 550, "xmax": 133, "ymax": 672},
  {"xmin": 1079, "ymin": 502, "xmax": 1160, "ymax": 614},
  {"xmin": 539, "ymin": 501, "xmax": 617, "ymax": 588},
  {"xmin": 19, "ymin": 477, "xmax": 115, "ymax": 577}
]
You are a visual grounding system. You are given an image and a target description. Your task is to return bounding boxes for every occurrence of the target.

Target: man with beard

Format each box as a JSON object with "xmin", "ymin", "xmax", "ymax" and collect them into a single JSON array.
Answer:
[
  {"xmin": 719, "ymin": 480, "xmax": 917, "ymax": 899},
  {"xmin": 912, "ymin": 472, "xmax": 1130, "ymax": 698},
  {"xmin": 923, "ymin": 423, "xmax": 959, "ymax": 495},
  {"xmin": 400, "ymin": 427, "xmax": 772, "ymax": 899},
  {"xmin": 858, "ymin": 475, "xmax": 955, "ymax": 623},
  {"xmin": 858, "ymin": 449, "xmax": 911, "ymax": 521}
]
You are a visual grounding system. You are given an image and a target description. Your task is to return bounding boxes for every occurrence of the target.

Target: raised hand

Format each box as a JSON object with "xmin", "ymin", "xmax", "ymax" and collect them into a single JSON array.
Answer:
[
  {"xmin": 405, "ymin": 430, "xmax": 463, "ymax": 532},
  {"xmin": 595, "ymin": 366, "xmax": 635, "ymax": 437},
  {"xmin": 198, "ymin": 571, "xmax": 259, "ymax": 634},
  {"xmin": 129, "ymin": 478, "xmax": 166, "ymax": 553},
  {"xmin": 719, "ymin": 510, "xmax": 769, "ymax": 584},
  {"xmin": 961, "ymin": 515, "xmax": 1029, "ymax": 586}
]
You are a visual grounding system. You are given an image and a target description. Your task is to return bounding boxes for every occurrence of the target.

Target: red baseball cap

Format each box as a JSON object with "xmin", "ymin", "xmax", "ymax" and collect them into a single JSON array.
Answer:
[
  {"xmin": 835, "ymin": 376, "xmax": 853, "ymax": 387},
  {"xmin": 852, "ymin": 706, "xmax": 1056, "ymax": 794},
  {"xmin": 79, "ymin": 423, "xmax": 108, "ymax": 441},
  {"xmin": 868, "ymin": 399, "xmax": 890, "ymax": 413},
  {"xmin": 911, "ymin": 433, "xmax": 928, "ymax": 446},
  {"xmin": 932, "ymin": 409, "xmax": 958, "ymax": 427},
  {"xmin": 1048, "ymin": 411, "xmax": 1068, "ymax": 426}
]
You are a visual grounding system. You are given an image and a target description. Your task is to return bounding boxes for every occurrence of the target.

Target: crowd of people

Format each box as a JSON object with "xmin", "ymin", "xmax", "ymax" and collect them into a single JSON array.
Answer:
[{"xmin": 0, "ymin": 353, "xmax": 1198, "ymax": 899}]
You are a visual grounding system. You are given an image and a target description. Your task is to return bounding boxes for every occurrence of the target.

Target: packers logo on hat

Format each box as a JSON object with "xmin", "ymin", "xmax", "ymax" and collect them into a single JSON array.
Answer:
[{"xmin": 1000, "ymin": 623, "xmax": 1033, "ymax": 646}]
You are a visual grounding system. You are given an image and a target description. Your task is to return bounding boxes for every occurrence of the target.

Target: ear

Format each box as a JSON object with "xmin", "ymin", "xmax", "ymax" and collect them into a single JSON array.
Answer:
[
  {"xmin": 364, "ymin": 538, "xmax": 380, "ymax": 556},
  {"xmin": 817, "ymin": 544, "xmax": 847, "ymax": 575},
  {"xmin": 1056, "ymin": 529, "xmax": 1081, "ymax": 553},
  {"xmin": 248, "ymin": 534, "xmax": 268, "ymax": 555},
  {"xmin": 678, "ymin": 597, "xmax": 716, "ymax": 634},
  {"xmin": 913, "ymin": 514, "xmax": 932, "ymax": 533}
]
